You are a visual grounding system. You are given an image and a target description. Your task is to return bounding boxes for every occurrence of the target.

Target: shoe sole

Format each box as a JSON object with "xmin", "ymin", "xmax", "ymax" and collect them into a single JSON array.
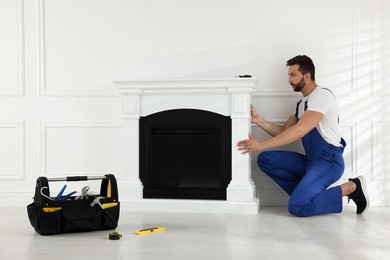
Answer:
[{"xmin": 358, "ymin": 175, "xmax": 370, "ymax": 214}]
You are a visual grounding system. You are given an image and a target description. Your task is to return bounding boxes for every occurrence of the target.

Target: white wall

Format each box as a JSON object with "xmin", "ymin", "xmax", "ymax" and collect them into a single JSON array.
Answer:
[{"xmin": 1, "ymin": 0, "xmax": 389, "ymax": 207}]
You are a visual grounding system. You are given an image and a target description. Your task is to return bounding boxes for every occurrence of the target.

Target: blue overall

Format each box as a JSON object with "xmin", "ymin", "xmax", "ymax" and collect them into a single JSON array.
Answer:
[{"xmin": 258, "ymin": 99, "xmax": 346, "ymax": 217}]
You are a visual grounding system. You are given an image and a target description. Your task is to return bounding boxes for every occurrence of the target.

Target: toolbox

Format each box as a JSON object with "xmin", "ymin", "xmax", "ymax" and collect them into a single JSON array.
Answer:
[{"xmin": 27, "ymin": 174, "xmax": 119, "ymax": 235}]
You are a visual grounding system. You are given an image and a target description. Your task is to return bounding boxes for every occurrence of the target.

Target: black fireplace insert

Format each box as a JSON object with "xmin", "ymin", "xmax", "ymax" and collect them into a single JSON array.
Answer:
[{"xmin": 139, "ymin": 109, "xmax": 231, "ymax": 200}]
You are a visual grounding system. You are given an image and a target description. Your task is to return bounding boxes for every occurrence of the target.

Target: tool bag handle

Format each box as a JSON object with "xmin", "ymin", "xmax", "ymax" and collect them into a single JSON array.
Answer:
[
  {"xmin": 47, "ymin": 176, "xmax": 107, "ymax": 182},
  {"xmin": 100, "ymin": 174, "xmax": 118, "ymax": 201}
]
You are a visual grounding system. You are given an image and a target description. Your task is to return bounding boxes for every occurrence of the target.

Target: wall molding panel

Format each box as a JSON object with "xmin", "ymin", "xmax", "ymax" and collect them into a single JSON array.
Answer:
[
  {"xmin": 39, "ymin": 121, "xmax": 122, "ymax": 177},
  {"xmin": 37, "ymin": 0, "xmax": 46, "ymax": 97},
  {"xmin": 0, "ymin": 0, "xmax": 25, "ymax": 96},
  {"xmin": 371, "ymin": 0, "xmax": 388, "ymax": 97},
  {"xmin": 339, "ymin": 123, "xmax": 357, "ymax": 178},
  {"xmin": 352, "ymin": 0, "xmax": 383, "ymax": 97},
  {"xmin": 371, "ymin": 122, "xmax": 390, "ymax": 181},
  {"xmin": 0, "ymin": 121, "xmax": 25, "ymax": 180},
  {"xmin": 36, "ymin": 0, "xmax": 117, "ymax": 97}
]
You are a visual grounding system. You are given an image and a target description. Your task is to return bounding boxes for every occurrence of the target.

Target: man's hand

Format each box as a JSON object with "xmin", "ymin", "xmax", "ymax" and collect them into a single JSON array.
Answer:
[
  {"xmin": 237, "ymin": 133, "xmax": 264, "ymax": 154},
  {"xmin": 250, "ymin": 104, "xmax": 261, "ymax": 124}
]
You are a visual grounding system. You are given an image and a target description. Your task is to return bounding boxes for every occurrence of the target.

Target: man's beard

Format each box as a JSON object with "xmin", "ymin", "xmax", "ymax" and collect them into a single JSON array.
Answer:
[{"xmin": 291, "ymin": 77, "xmax": 305, "ymax": 92}]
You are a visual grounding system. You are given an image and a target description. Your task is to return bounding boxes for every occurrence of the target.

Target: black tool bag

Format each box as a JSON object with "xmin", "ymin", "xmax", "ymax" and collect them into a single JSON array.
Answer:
[{"xmin": 27, "ymin": 174, "xmax": 120, "ymax": 235}]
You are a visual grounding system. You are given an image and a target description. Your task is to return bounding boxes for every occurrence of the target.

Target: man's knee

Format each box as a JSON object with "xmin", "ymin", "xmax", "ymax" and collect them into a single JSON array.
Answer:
[
  {"xmin": 288, "ymin": 198, "xmax": 311, "ymax": 217},
  {"xmin": 257, "ymin": 152, "xmax": 273, "ymax": 172}
]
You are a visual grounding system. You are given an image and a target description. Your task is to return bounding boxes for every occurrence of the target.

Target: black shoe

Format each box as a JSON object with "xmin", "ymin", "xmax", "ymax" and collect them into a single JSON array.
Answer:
[{"xmin": 348, "ymin": 175, "xmax": 369, "ymax": 214}]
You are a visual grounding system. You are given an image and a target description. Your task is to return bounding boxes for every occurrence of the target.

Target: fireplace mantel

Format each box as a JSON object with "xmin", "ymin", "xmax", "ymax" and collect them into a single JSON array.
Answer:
[
  {"xmin": 114, "ymin": 78, "xmax": 260, "ymax": 214},
  {"xmin": 114, "ymin": 78, "xmax": 256, "ymax": 93}
]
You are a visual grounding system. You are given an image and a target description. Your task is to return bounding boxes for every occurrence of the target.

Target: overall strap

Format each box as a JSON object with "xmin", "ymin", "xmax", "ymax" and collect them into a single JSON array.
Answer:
[
  {"xmin": 295, "ymin": 100, "xmax": 308, "ymax": 119},
  {"xmin": 321, "ymin": 87, "xmax": 335, "ymax": 97},
  {"xmin": 295, "ymin": 100, "xmax": 302, "ymax": 119}
]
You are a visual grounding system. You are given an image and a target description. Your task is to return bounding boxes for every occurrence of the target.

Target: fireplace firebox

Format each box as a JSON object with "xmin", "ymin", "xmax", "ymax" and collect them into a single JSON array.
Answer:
[{"xmin": 140, "ymin": 109, "xmax": 231, "ymax": 200}]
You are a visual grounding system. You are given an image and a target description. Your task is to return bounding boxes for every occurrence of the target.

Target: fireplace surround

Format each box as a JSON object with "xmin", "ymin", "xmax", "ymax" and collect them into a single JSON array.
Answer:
[{"xmin": 114, "ymin": 78, "xmax": 260, "ymax": 214}]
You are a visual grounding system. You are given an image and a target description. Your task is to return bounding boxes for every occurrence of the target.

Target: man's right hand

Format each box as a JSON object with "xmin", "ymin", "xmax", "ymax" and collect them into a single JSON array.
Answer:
[{"xmin": 250, "ymin": 104, "xmax": 260, "ymax": 124}]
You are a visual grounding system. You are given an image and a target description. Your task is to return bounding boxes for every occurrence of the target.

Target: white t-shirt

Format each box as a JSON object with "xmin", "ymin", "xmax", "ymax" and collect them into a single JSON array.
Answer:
[{"xmin": 295, "ymin": 87, "xmax": 343, "ymax": 147}]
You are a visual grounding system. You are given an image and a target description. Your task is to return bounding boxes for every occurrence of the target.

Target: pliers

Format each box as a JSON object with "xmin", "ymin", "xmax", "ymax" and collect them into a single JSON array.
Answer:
[{"xmin": 56, "ymin": 184, "xmax": 77, "ymax": 201}]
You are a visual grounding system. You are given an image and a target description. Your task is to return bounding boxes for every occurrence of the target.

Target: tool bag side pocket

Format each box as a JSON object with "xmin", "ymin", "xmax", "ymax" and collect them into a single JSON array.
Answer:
[
  {"xmin": 99, "ymin": 174, "xmax": 120, "ymax": 230},
  {"xmin": 27, "ymin": 176, "xmax": 63, "ymax": 235},
  {"xmin": 27, "ymin": 202, "xmax": 62, "ymax": 235},
  {"xmin": 101, "ymin": 201, "xmax": 120, "ymax": 229}
]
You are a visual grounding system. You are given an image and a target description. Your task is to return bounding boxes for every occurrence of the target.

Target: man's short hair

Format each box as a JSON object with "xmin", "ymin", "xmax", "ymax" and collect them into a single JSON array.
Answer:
[{"xmin": 286, "ymin": 55, "xmax": 315, "ymax": 81}]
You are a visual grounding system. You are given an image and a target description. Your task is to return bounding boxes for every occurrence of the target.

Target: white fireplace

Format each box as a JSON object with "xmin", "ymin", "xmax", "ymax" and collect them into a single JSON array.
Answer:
[{"xmin": 114, "ymin": 78, "xmax": 260, "ymax": 214}]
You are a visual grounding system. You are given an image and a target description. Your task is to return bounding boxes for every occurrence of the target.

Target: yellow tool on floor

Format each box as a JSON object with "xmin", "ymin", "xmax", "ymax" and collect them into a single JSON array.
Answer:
[
  {"xmin": 107, "ymin": 231, "xmax": 122, "ymax": 240},
  {"xmin": 135, "ymin": 227, "xmax": 166, "ymax": 235}
]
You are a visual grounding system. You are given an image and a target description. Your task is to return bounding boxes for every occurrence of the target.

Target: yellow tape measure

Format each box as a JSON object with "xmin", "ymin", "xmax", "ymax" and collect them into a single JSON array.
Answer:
[
  {"xmin": 135, "ymin": 227, "xmax": 166, "ymax": 235},
  {"xmin": 107, "ymin": 231, "xmax": 122, "ymax": 240}
]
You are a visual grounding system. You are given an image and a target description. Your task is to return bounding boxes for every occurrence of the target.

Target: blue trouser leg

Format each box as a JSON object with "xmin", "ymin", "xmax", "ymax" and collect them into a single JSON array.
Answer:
[
  {"xmin": 288, "ymin": 159, "xmax": 343, "ymax": 216},
  {"xmin": 258, "ymin": 151, "xmax": 307, "ymax": 195},
  {"xmin": 258, "ymin": 150, "xmax": 344, "ymax": 217}
]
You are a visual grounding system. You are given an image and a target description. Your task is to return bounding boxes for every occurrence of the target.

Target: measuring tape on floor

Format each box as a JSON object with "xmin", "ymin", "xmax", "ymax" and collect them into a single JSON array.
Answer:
[
  {"xmin": 107, "ymin": 231, "xmax": 122, "ymax": 240},
  {"xmin": 135, "ymin": 227, "xmax": 166, "ymax": 235}
]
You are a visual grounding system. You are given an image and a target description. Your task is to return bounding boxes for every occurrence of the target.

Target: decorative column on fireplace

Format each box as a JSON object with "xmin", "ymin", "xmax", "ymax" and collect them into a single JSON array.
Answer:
[{"xmin": 114, "ymin": 78, "xmax": 260, "ymax": 214}]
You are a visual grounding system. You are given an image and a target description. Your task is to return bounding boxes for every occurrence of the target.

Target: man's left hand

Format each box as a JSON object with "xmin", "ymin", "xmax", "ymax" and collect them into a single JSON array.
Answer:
[{"xmin": 237, "ymin": 133, "xmax": 263, "ymax": 154}]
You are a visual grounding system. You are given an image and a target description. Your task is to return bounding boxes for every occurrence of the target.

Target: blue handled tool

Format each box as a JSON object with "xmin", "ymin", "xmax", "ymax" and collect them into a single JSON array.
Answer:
[{"xmin": 56, "ymin": 184, "xmax": 77, "ymax": 201}]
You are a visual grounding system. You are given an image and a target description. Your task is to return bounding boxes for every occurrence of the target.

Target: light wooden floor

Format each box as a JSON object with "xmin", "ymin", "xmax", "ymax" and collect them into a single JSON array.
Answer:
[{"xmin": 1, "ymin": 206, "xmax": 390, "ymax": 260}]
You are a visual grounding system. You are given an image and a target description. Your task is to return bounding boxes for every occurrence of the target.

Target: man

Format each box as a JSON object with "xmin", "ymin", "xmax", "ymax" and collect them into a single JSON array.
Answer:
[{"xmin": 237, "ymin": 55, "xmax": 369, "ymax": 217}]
